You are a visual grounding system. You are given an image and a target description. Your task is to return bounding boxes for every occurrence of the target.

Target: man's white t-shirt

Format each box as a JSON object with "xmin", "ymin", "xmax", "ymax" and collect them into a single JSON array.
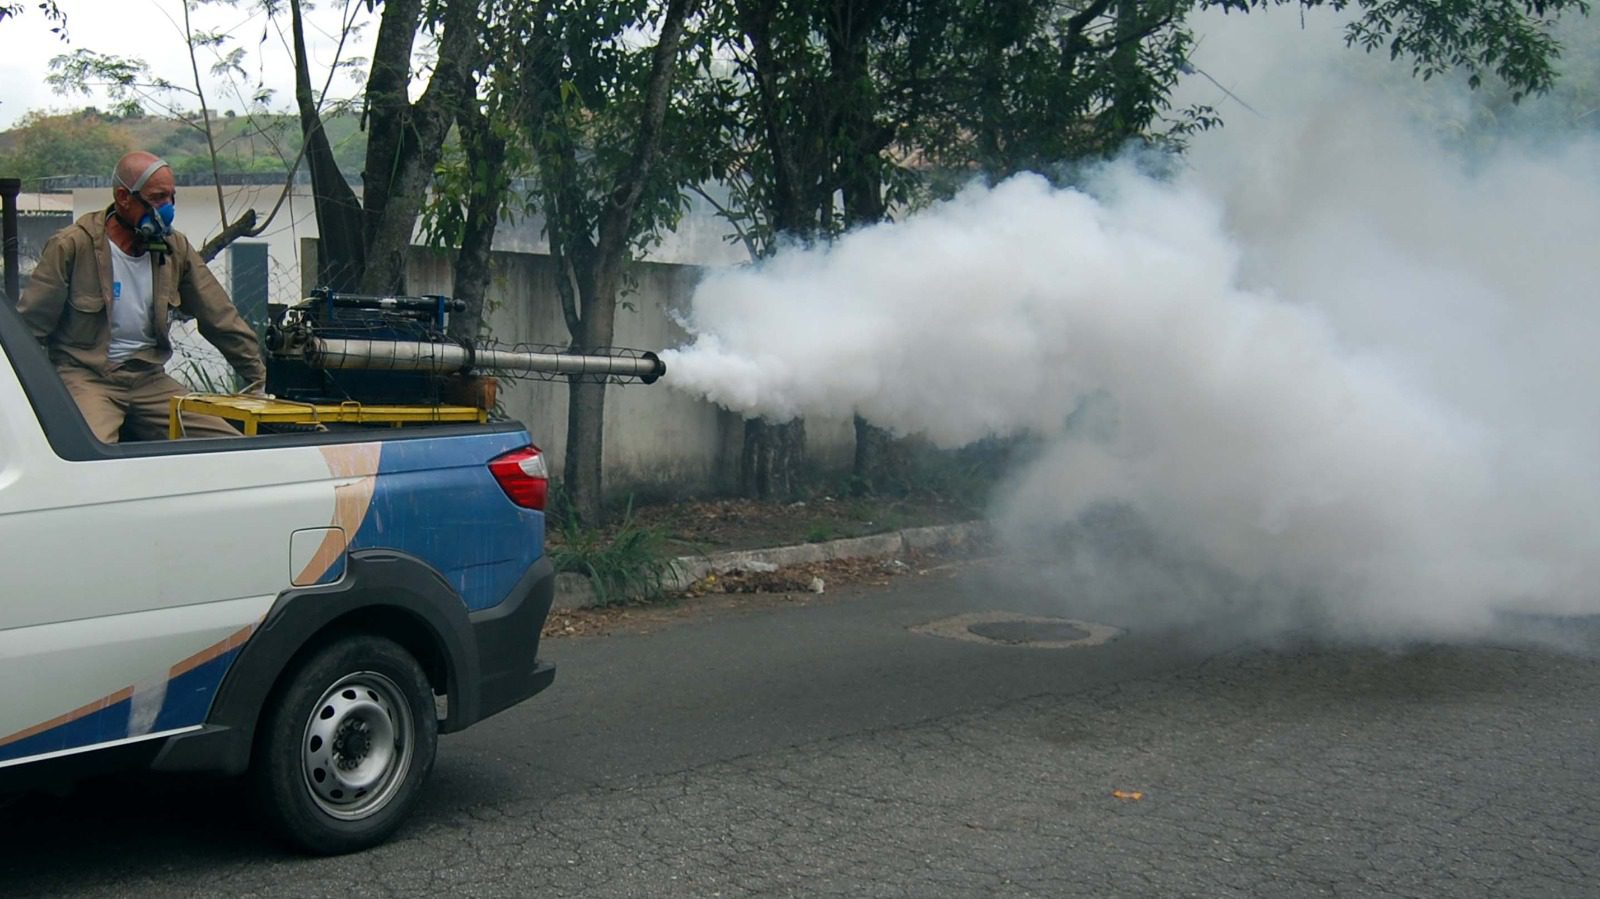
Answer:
[{"xmin": 107, "ymin": 239, "xmax": 156, "ymax": 363}]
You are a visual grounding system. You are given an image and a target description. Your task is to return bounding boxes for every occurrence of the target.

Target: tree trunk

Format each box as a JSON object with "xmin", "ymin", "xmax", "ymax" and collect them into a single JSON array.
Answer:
[
  {"xmin": 561, "ymin": 258, "xmax": 621, "ymax": 526},
  {"xmin": 741, "ymin": 417, "xmax": 807, "ymax": 500},
  {"xmin": 1096, "ymin": 0, "xmax": 1146, "ymax": 153},
  {"xmin": 840, "ymin": 106, "xmax": 898, "ymax": 492},
  {"xmin": 290, "ymin": 0, "xmax": 363, "ymax": 291},
  {"xmin": 564, "ymin": 379, "xmax": 608, "ymax": 524},
  {"xmin": 852, "ymin": 415, "xmax": 906, "ymax": 495},
  {"xmin": 448, "ymin": 101, "xmax": 506, "ymax": 342},
  {"xmin": 555, "ymin": 0, "xmax": 698, "ymax": 527},
  {"xmin": 828, "ymin": 6, "xmax": 903, "ymax": 495},
  {"xmin": 358, "ymin": 0, "xmax": 484, "ymax": 296}
]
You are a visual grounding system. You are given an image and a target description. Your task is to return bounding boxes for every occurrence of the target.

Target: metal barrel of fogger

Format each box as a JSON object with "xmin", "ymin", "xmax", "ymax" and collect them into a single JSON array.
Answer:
[{"xmin": 306, "ymin": 337, "xmax": 666, "ymax": 383}]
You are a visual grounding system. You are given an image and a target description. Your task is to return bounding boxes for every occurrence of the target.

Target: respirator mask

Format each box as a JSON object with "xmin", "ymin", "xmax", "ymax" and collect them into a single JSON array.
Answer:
[{"xmin": 114, "ymin": 158, "xmax": 175, "ymax": 242}]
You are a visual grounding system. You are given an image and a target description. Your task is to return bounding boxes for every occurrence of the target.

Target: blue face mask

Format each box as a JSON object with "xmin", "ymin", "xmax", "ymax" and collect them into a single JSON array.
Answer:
[
  {"xmin": 114, "ymin": 157, "xmax": 175, "ymax": 242},
  {"xmin": 137, "ymin": 196, "xmax": 175, "ymax": 239}
]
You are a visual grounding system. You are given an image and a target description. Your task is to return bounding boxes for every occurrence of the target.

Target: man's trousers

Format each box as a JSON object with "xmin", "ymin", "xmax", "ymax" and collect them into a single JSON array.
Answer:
[{"xmin": 56, "ymin": 360, "xmax": 242, "ymax": 443}]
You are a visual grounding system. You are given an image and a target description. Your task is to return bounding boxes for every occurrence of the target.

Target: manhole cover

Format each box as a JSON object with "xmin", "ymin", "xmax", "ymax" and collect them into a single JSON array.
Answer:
[
  {"xmin": 912, "ymin": 613, "xmax": 1122, "ymax": 649},
  {"xmin": 966, "ymin": 620, "xmax": 1090, "ymax": 644}
]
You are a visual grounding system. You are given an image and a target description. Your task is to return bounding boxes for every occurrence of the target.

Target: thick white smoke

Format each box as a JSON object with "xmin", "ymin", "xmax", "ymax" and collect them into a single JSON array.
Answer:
[{"xmin": 662, "ymin": 9, "xmax": 1600, "ymax": 639}]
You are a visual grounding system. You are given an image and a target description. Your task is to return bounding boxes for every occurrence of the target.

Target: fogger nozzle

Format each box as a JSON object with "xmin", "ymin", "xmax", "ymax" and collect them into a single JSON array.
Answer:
[{"xmin": 306, "ymin": 337, "xmax": 666, "ymax": 384}]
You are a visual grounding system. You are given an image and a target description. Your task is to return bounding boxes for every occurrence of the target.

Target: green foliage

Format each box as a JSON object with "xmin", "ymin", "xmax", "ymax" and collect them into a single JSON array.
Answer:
[
  {"xmin": 804, "ymin": 522, "xmax": 836, "ymax": 543},
  {"xmin": 171, "ymin": 356, "xmax": 239, "ymax": 394},
  {"xmin": 839, "ymin": 435, "xmax": 1025, "ymax": 512},
  {"xmin": 47, "ymin": 48, "xmax": 182, "ymax": 121},
  {"xmin": 549, "ymin": 498, "xmax": 683, "ymax": 607},
  {"xmin": 495, "ymin": 0, "xmax": 708, "ymax": 264},
  {"xmin": 905, "ymin": 438, "xmax": 1026, "ymax": 510},
  {"xmin": 894, "ymin": 0, "xmax": 1234, "ymax": 186},
  {"xmin": 0, "ymin": 110, "xmax": 130, "ymax": 181},
  {"xmin": 36, "ymin": 0, "xmax": 371, "ymax": 181},
  {"xmin": 1405, "ymin": 12, "xmax": 1600, "ymax": 140},
  {"xmin": 0, "ymin": 107, "xmax": 368, "ymax": 181},
  {"xmin": 690, "ymin": 0, "xmax": 1590, "ymax": 246},
  {"xmin": 1313, "ymin": 0, "xmax": 1591, "ymax": 102},
  {"xmin": 419, "ymin": 105, "xmax": 521, "ymax": 253},
  {"xmin": 0, "ymin": 0, "xmax": 66, "ymax": 37}
]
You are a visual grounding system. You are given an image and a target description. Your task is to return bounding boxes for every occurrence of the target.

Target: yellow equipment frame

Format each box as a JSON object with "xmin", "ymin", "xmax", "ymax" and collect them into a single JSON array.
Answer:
[{"xmin": 168, "ymin": 393, "xmax": 487, "ymax": 438}]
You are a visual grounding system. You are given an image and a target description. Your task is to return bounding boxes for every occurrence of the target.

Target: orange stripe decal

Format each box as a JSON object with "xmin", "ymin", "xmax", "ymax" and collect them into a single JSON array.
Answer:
[
  {"xmin": 1, "ymin": 623, "xmax": 261, "ymax": 750},
  {"xmin": 296, "ymin": 444, "xmax": 383, "ymax": 585},
  {"xmin": 168, "ymin": 624, "xmax": 257, "ymax": 679}
]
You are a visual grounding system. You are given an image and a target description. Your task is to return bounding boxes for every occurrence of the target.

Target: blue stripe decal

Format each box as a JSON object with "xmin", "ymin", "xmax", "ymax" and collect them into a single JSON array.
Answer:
[
  {"xmin": 153, "ymin": 647, "xmax": 244, "ymax": 733},
  {"xmin": 0, "ymin": 645, "xmax": 244, "ymax": 765},
  {"xmin": 0, "ymin": 699, "xmax": 133, "ymax": 764}
]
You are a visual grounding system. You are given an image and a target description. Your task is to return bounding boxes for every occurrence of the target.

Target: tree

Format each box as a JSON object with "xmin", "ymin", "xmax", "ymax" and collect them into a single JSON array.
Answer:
[
  {"xmin": 420, "ymin": 0, "xmax": 533, "ymax": 344},
  {"xmin": 290, "ymin": 0, "xmax": 485, "ymax": 294},
  {"xmin": 0, "ymin": 0, "xmax": 68, "ymax": 126},
  {"xmin": 0, "ymin": 110, "xmax": 130, "ymax": 182},
  {"xmin": 494, "ymin": 0, "xmax": 706, "ymax": 525},
  {"xmin": 693, "ymin": 0, "xmax": 852, "ymax": 499},
  {"xmin": 0, "ymin": 0, "xmax": 65, "ymax": 47},
  {"xmin": 688, "ymin": 0, "xmax": 1586, "ymax": 501},
  {"xmin": 900, "ymin": 0, "xmax": 1590, "ymax": 183},
  {"xmin": 437, "ymin": 97, "xmax": 513, "ymax": 344},
  {"xmin": 723, "ymin": 0, "xmax": 825, "ymax": 499},
  {"xmin": 689, "ymin": 0, "xmax": 932, "ymax": 497},
  {"xmin": 42, "ymin": 0, "xmax": 367, "ymax": 261}
]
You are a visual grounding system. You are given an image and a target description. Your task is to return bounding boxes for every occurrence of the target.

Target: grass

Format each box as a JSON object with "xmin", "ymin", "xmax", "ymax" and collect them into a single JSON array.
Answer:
[
  {"xmin": 804, "ymin": 523, "xmax": 836, "ymax": 543},
  {"xmin": 172, "ymin": 357, "xmax": 236, "ymax": 394},
  {"xmin": 540, "ymin": 437, "xmax": 1019, "ymax": 600},
  {"xmin": 547, "ymin": 499, "xmax": 682, "ymax": 608}
]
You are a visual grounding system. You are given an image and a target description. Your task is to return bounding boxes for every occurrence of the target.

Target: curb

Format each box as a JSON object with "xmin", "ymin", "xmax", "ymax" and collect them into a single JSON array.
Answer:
[{"xmin": 553, "ymin": 520, "xmax": 989, "ymax": 610}]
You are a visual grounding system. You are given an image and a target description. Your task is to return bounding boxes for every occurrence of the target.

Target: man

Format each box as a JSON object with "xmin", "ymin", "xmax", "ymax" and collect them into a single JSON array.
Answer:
[{"xmin": 17, "ymin": 151, "xmax": 266, "ymax": 442}]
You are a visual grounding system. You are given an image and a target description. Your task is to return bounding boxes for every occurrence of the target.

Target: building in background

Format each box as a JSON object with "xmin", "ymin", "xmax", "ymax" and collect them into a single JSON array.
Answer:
[{"xmin": 10, "ymin": 191, "xmax": 73, "ymax": 275}]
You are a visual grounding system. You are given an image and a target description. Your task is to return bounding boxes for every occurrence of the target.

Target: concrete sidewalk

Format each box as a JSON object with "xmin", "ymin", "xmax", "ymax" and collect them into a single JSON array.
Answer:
[{"xmin": 554, "ymin": 521, "xmax": 989, "ymax": 609}]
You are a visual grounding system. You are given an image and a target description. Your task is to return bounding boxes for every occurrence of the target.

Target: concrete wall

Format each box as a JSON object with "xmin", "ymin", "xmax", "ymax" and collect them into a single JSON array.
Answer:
[{"xmin": 403, "ymin": 248, "xmax": 855, "ymax": 500}]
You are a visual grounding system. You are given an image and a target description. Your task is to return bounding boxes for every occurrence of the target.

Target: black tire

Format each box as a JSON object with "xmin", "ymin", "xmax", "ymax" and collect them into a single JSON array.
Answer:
[{"xmin": 252, "ymin": 635, "xmax": 437, "ymax": 855}]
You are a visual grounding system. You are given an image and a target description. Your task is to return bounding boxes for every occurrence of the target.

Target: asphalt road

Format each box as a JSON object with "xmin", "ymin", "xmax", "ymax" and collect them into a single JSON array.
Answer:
[{"xmin": 3, "ymin": 559, "xmax": 1599, "ymax": 897}]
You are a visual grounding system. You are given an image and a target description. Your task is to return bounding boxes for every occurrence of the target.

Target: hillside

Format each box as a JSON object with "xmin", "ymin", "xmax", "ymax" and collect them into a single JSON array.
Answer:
[{"xmin": 0, "ymin": 107, "xmax": 368, "ymax": 183}]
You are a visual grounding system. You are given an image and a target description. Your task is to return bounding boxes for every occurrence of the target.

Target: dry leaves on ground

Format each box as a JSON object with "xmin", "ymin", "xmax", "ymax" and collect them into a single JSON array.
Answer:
[{"xmin": 542, "ymin": 543, "xmax": 985, "ymax": 639}]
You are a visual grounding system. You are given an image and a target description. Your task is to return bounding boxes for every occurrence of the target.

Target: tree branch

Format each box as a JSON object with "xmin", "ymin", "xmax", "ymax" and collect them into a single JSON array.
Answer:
[
  {"xmin": 691, "ymin": 183, "xmax": 760, "ymax": 262},
  {"xmin": 1060, "ymin": 0, "xmax": 1119, "ymax": 74},
  {"xmin": 199, "ymin": 208, "xmax": 258, "ymax": 262},
  {"xmin": 600, "ymin": 0, "xmax": 700, "ymax": 243}
]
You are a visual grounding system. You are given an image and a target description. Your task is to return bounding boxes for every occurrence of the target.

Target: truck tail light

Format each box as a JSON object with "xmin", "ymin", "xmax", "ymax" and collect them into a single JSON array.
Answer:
[{"xmin": 489, "ymin": 445, "xmax": 549, "ymax": 510}]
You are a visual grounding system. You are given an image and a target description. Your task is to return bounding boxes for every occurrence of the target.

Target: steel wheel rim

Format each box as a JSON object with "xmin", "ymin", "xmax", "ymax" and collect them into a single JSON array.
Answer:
[{"xmin": 300, "ymin": 670, "xmax": 414, "ymax": 821}]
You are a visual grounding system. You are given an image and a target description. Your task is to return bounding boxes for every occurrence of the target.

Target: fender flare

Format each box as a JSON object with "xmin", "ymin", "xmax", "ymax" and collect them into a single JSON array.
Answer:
[{"xmin": 150, "ymin": 549, "xmax": 480, "ymax": 775}]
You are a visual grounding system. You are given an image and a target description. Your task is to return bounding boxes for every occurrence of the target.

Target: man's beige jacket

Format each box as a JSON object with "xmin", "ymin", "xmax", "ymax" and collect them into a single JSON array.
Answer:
[{"xmin": 17, "ymin": 209, "xmax": 266, "ymax": 385}]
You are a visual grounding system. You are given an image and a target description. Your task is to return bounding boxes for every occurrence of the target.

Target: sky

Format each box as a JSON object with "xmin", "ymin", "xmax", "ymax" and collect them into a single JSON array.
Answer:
[{"xmin": 0, "ymin": 0, "xmax": 376, "ymax": 129}]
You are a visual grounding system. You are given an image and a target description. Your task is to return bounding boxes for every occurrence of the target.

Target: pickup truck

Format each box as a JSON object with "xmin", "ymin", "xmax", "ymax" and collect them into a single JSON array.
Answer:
[{"xmin": 0, "ymin": 300, "xmax": 558, "ymax": 854}]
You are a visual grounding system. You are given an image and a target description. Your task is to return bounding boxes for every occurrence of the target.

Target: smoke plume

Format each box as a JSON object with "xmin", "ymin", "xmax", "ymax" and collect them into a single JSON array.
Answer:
[{"xmin": 661, "ymin": 9, "xmax": 1600, "ymax": 640}]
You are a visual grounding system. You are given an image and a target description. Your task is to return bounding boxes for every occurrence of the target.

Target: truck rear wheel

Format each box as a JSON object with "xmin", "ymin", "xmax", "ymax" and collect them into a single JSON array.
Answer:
[{"xmin": 253, "ymin": 635, "xmax": 437, "ymax": 854}]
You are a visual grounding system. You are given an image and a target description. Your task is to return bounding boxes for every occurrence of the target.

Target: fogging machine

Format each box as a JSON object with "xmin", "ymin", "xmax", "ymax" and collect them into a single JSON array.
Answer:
[{"xmin": 265, "ymin": 287, "xmax": 666, "ymax": 407}]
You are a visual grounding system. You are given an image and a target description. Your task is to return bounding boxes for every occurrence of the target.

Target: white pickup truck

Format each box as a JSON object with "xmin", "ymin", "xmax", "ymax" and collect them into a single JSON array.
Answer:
[{"xmin": 0, "ymin": 300, "xmax": 558, "ymax": 854}]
